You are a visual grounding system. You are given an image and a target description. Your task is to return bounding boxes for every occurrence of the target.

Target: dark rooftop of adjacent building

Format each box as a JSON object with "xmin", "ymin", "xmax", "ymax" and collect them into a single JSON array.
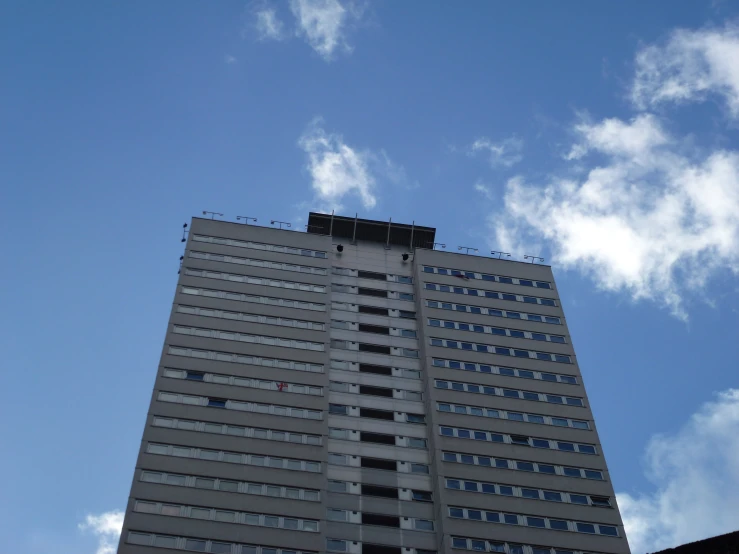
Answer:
[
  {"xmin": 307, "ymin": 212, "xmax": 436, "ymax": 250},
  {"xmin": 651, "ymin": 530, "xmax": 739, "ymax": 554}
]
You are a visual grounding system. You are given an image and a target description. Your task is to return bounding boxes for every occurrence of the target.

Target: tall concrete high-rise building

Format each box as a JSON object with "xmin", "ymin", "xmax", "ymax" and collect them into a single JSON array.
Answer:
[{"xmin": 118, "ymin": 213, "xmax": 630, "ymax": 554}]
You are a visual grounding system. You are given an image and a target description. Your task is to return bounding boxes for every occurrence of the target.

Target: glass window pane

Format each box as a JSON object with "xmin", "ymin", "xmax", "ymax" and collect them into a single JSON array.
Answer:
[
  {"xmin": 219, "ymin": 480, "xmax": 238, "ymax": 492},
  {"xmin": 195, "ymin": 478, "xmax": 215, "ymax": 489},
  {"xmin": 215, "ymin": 511, "xmax": 236, "ymax": 522},
  {"xmin": 161, "ymin": 505, "xmax": 180, "ymax": 516},
  {"xmin": 264, "ymin": 516, "xmax": 279, "ymax": 527},
  {"xmin": 154, "ymin": 536, "xmax": 178, "ymax": 548},
  {"xmin": 127, "ymin": 533, "xmax": 151, "ymax": 545},
  {"xmin": 190, "ymin": 508, "xmax": 211, "ymax": 519}
]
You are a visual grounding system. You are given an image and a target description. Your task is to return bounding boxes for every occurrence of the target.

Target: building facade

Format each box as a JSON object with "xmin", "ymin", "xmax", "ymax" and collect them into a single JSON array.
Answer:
[{"xmin": 117, "ymin": 213, "xmax": 630, "ymax": 554}]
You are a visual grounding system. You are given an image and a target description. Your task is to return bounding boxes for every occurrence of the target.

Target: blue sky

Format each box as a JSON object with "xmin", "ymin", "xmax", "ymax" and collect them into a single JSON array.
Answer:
[{"xmin": 3, "ymin": 1, "xmax": 739, "ymax": 552}]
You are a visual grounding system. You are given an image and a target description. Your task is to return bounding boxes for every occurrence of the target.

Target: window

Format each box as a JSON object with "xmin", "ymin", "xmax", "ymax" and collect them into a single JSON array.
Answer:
[
  {"xmin": 359, "ymin": 323, "xmax": 389, "ymax": 335},
  {"xmin": 358, "ymin": 305, "xmax": 389, "ymax": 316},
  {"xmin": 576, "ymin": 522, "xmax": 596, "ymax": 533},
  {"xmin": 415, "ymin": 519, "xmax": 434, "ymax": 531},
  {"xmin": 360, "ymin": 407, "xmax": 394, "ymax": 421},
  {"xmin": 452, "ymin": 538, "xmax": 467, "ymax": 549},
  {"xmin": 527, "ymin": 517, "xmax": 545, "ymax": 528},
  {"xmin": 358, "ymin": 270, "xmax": 387, "ymax": 280},
  {"xmin": 360, "ymin": 457, "xmax": 395, "ymax": 470},
  {"xmin": 362, "ymin": 513, "xmax": 400, "ymax": 527},
  {"xmin": 359, "ymin": 363, "xmax": 392, "ymax": 376},
  {"xmin": 327, "ymin": 540, "xmax": 347, "ymax": 552},
  {"xmin": 591, "ymin": 496, "xmax": 611, "ymax": 507},
  {"xmin": 155, "ymin": 536, "xmax": 178, "ymax": 547},
  {"xmin": 358, "ymin": 287, "xmax": 388, "ymax": 298},
  {"xmin": 358, "ymin": 343, "xmax": 391, "ymax": 354},
  {"xmin": 359, "ymin": 385, "xmax": 393, "ymax": 398},
  {"xmin": 327, "ymin": 509, "xmax": 347, "ymax": 521}
]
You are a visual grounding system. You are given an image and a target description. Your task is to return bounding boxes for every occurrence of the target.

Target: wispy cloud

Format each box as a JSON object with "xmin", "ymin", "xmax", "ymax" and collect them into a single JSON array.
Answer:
[
  {"xmin": 297, "ymin": 118, "xmax": 409, "ymax": 211},
  {"xmin": 565, "ymin": 113, "xmax": 670, "ymax": 161},
  {"xmin": 473, "ymin": 181, "xmax": 495, "ymax": 200},
  {"xmin": 298, "ymin": 118, "xmax": 377, "ymax": 211},
  {"xmin": 250, "ymin": 0, "xmax": 366, "ymax": 61},
  {"xmin": 618, "ymin": 389, "xmax": 739, "ymax": 553},
  {"xmin": 469, "ymin": 136, "xmax": 524, "ymax": 168},
  {"xmin": 224, "ymin": 54, "xmax": 238, "ymax": 64},
  {"xmin": 289, "ymin": 0, "xmax": 364, "ymax": 61},
  {"xmin": 78, "ymin": 511, "xmax": 123, "ymax": 554},
  {"xmin": 255, "ymin": 5, "xmax": 286, "ymax": 41},
  {"xmin": 632, "ymin": 22, "xmax": 739, "ymax": 117}
]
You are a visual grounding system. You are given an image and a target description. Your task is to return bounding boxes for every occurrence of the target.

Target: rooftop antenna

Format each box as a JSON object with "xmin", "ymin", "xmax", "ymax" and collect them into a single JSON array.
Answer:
[
  {"xmin": 270, "ymin": 220, "xmax": 291, "ymax": 230},
  {"xmin": 524, "ymin": 255, "xmax": 545, "ymax": 264},
  {"xmin": 202, "ymin": 211, "xmax": 223, "ymax": 220},
  {"xmin": 236, "ymin": 216, "xmax": 257, "ymax": 224},
  {"xmin": 491, "ymin": 250, "xmax": 511, "ymax": 259},
  {"xmin": 458, "ymin": 246, "xmax": 478, "ymax": 254}
]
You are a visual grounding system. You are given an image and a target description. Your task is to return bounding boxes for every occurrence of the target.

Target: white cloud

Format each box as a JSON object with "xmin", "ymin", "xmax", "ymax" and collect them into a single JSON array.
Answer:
[
  {"xmin": 632, "ymin": 22, "xmax": 739, "ymax": 117},
  {"xmin": 78, "ymin": 511, "xmax": 123, "ymax": 554},
  {"xmin": 298, "ymin": 118, "xmax": 377, "ymax": 211},
  {"xmin": 617, "ymin": 389, "xmax": 739, "ymax": 553},
  {"xmin": 255, "ymin": 6, "xmax": 286, "ymax": 41},
  {"xmin": 224, "ymin": 54, "xmax": 238, "ymax": 64},
  {"xmin": 565, "ymin": 114, "xmax": 670, "ymax": 161},
  {"xmin": 469, "ymin": 136, "xmax": 523, "ymax": 168},
  {"xmin": 494, "ymin": 113, "xmax": 739, "ymax": 319},
  {"xmin": 289, "ymin": 0, "xmax": 363, "ymax": 61},
  {"xmin": 474, "ymin": 181, "xmax": 495, "ymax": 200}
]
